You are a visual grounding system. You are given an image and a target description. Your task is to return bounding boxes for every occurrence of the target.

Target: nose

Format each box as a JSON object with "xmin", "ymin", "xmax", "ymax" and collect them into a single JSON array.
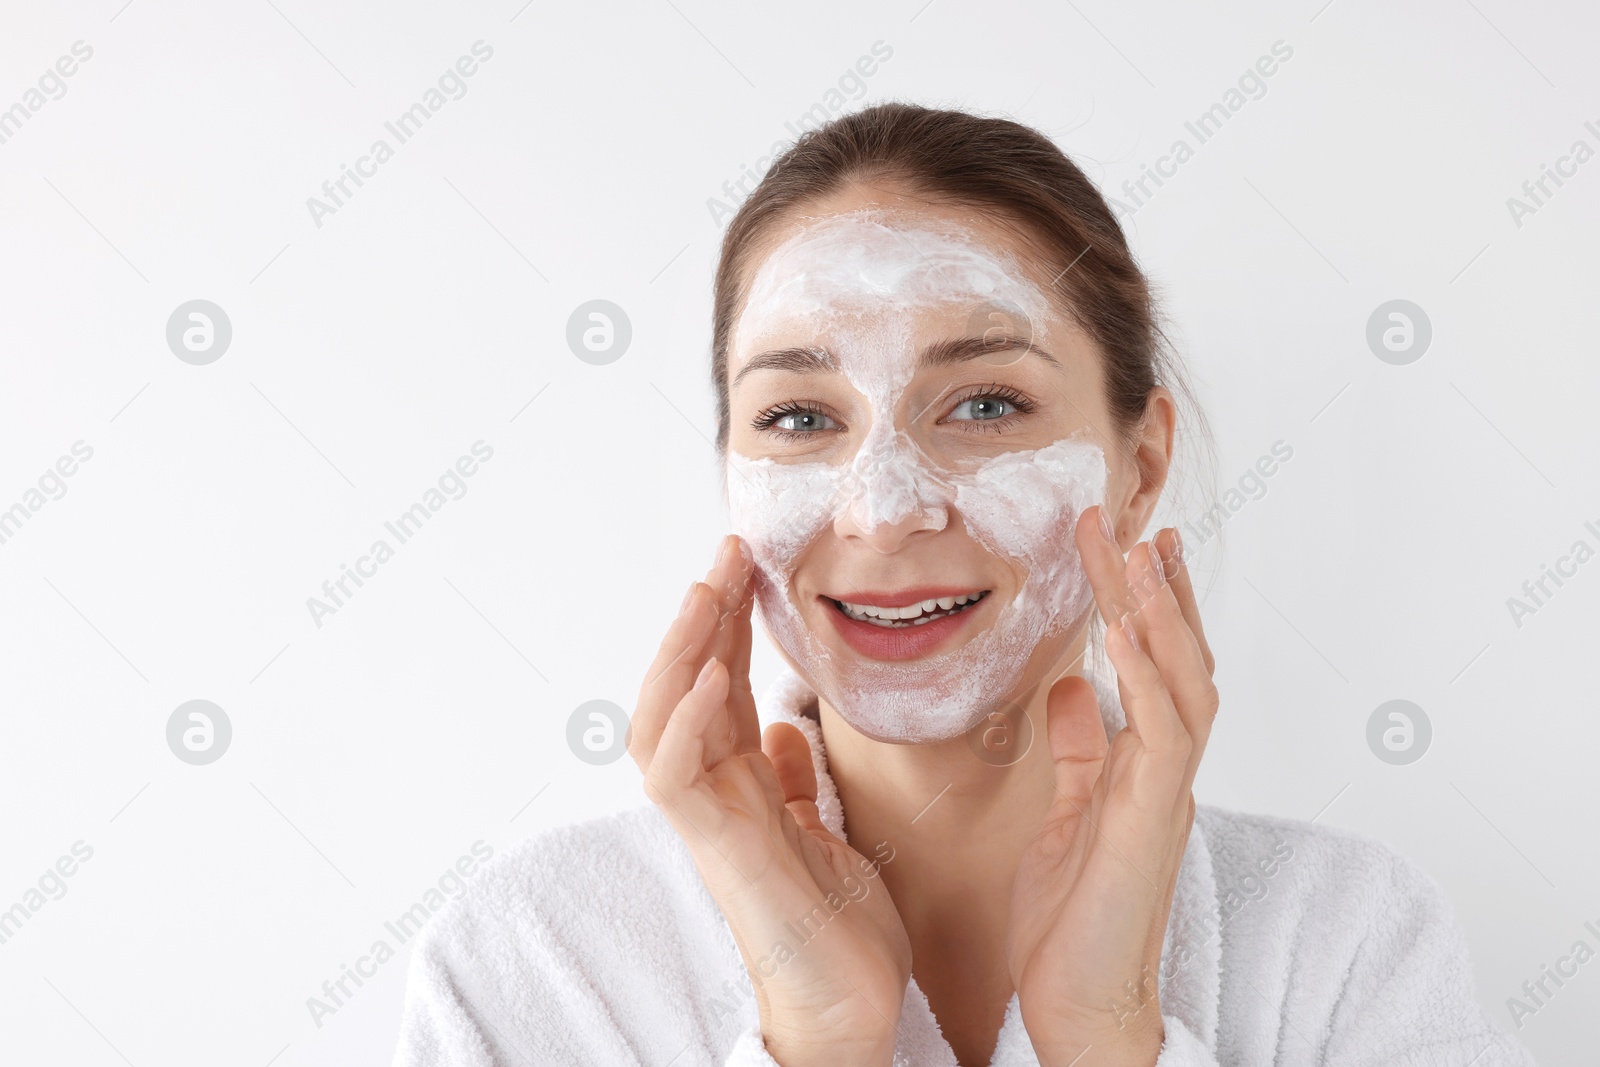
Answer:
[
  {"xmin": 831, "ymin": 431, "xmax": 952, "ymax": 553},
  {"xmin": 833, "ymin": 505, "xmax": 946, "ymax": 554}
]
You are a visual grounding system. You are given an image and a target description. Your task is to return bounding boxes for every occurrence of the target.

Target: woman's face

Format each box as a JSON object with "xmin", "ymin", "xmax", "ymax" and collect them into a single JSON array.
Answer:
[{"xmin": 724, "ymin": 186, "xmax": 1129, "ymax": 743}]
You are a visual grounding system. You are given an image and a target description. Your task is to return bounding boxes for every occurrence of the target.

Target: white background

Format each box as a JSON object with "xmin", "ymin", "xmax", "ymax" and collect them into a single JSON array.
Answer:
[{"xmin": 1, "ymin": 0, "xmax": 1596, "ymax": 1063}]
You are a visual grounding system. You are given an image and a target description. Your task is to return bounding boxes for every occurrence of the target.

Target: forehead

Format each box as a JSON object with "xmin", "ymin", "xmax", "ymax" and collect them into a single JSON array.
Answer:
[{"xmin": 731, "ymin": 206, "xmax": 1055, "ymax": 361}]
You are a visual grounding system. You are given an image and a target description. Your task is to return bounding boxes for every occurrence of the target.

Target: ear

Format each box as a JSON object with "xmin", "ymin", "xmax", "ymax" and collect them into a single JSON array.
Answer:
[{"xmin": 1110, "ymin": 386, "xmax": 1176, "ymax": 546}]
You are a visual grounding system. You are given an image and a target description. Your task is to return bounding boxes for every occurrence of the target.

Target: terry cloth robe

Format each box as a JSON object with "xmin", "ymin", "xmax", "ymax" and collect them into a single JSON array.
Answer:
[{"xmin": 390, "ymin": 661, "xmax": 1537, "ymax": 1066}]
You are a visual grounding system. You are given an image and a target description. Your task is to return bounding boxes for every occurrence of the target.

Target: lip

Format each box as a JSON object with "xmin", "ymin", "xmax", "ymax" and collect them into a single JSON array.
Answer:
[{"xmin": 819, "ymin": 586, "xmax": 992, "ymax": 661}]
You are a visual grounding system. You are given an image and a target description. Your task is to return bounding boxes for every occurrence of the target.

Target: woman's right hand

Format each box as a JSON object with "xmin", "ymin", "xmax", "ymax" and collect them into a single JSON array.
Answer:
[{"xmin": 629, "ymin": 534, "xmax": 912, "ymax": 1067}]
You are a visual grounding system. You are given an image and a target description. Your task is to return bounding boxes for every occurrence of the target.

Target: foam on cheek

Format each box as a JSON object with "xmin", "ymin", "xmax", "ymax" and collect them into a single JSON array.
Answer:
[
  {"xmin": 726, "ymin": 210, "xmax": 1107, "ymax": 743},
  {"xmin": 725, "ymin": 454, "xmax": 836, "ymax": 578},
  {"xmin": 954, "ymin": 438, "xmax": 1106, "ymax": 630}
]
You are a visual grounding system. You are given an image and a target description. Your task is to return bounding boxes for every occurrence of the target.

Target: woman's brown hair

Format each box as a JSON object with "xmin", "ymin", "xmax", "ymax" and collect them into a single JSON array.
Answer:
[{"xmin": 708, "ymin": 100, "xmax": 1210, "ymax": 502}]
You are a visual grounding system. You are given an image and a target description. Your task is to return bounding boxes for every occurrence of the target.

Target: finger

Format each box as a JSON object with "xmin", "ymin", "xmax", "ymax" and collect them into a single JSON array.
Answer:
[
  {"xmin": 698, "ymin": 538, "xmax": 746, "ymax": 684},
  {"xmin": 646, "ymin": 659, "xmax": 729, "ymax": 809},
  {"xmin": 705, "ymin": 533, "xmax": 755, "ymax": 635},
  {"xmin": 629, "ymin": 584, "xmax": 719, "ymax": 770},
  {"xmin": 678, "ymin": 543, "xmax": 751, "ymax": 768},
  {"xmin": 725, "ymin": 536, "xmax": 756, "ymax": 684},
  {"xmin": 1043, "ymin": 674, "xmax": 1109, "ymax": 810},
  {"xmin": 1075, "ymin": 503, "xmax": 1136, "ymax": 633},
  {"xmin": 1155, "ymin": 527, "xmax": 1214, "ymax": 676},
  {"xmin": 649, "ymin": 662, "xmax": 742, "ymax": 863},
  {"xmin": 703, "ymin": 535, "xmax": 759, "ymax": 752},
  {"xmin": 760, "ymin": 723, "xmax": 836, "ymax": 869},
  {"xmin": 1133, "ymin": 532, "xmax": 1219, "ymax": 802},
  {"xmin": 763, "ymin": 722, "xmax": 834, "ymax": 840},
  {"xmin": 1104, "ymin": 611, "xmax": 1191, "ymax": 778},
  {"xmin": 725, "ymin": 580, "xmax": 760, "ymax": 754},
  {"xmin": 1123, "ymin": 538, "xmax": 1218, "ymax": 757}
]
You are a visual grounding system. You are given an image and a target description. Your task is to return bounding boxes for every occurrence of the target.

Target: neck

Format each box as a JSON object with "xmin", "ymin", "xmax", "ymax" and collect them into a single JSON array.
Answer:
[
  {"xmin": 812, "ymin": 636, "xmax": 1092, "ymax": 1061},
  {"xmin": 815, "ymin": 633, "xmax": 1091, "ymax": 940}
]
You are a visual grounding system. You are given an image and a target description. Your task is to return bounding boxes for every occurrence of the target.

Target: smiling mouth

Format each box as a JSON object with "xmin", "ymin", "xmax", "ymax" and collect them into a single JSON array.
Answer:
[{"xmin": 828, "ymin": 590, "xmax": 991, "ymax": 628}]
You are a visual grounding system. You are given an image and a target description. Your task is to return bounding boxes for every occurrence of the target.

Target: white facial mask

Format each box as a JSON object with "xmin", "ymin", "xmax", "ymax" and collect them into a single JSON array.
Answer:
[{"xmin": 725, "ymin": 209, "xmax": 1108, "ymax": 744}]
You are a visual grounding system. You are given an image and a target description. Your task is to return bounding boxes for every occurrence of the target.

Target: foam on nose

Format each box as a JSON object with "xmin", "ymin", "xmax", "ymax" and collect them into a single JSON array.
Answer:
[{"xmin": 841, "ymin": 428, "xmax": 951, "ymax": 535}]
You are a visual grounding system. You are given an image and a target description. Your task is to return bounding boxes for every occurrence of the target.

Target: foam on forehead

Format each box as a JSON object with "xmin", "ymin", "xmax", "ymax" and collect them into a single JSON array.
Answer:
[{"xmin": 735, "ymin": 208, "xmax": 1055, "ymax": 397}]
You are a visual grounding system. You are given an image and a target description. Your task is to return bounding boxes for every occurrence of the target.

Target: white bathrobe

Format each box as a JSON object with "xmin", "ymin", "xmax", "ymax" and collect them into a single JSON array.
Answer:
[{"xmin": 390, "ymin": 666, "xmax": 1536, "ymax": 1066}]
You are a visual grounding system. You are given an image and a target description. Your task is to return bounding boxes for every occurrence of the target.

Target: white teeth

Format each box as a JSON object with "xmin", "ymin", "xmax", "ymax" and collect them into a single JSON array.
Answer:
[{"xmin": 836, "ymin": 591, "xmax": 988, "ymax": 626}]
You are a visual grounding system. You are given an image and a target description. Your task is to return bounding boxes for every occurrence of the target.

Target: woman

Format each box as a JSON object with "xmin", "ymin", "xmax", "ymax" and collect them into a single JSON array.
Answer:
[{"xmin": 392, "ymin": 104, "xmax": 1534, "ymax": 1066}]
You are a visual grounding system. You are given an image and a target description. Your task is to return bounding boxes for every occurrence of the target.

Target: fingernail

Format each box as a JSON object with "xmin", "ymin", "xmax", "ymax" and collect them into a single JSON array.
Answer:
[
  {"xmin": 1172, "ymin": 528, "xmax": 1184, "ymax": 564},
  {"xmin": 1121, "ymin": 613, "xmax": 1141, "ymax": 653},
  {"xmin": 1149, "ymin": 542, "xmax": 1166, "ymax": 585},
  {"xmin": 1099, "ymin": 507, "xmax": 1115, "ymax": 543},
  {"xmin": 680, "ymin": 582, "xmax": 698, "ymax": 613},
  {"xmin": 713, "ymin": 536, "xmax": 731, "ymax": 569},
  {"xmin": 694, "ymin": 657, "xmax": 718, "ymax": 690},
  {"xmin": 735, "ymin": 535, "xmax": 752, "ymax": 564}
]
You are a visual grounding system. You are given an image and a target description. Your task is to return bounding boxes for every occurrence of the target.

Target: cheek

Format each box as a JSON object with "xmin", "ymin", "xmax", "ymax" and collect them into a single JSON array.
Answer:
[
  {"xmin": 954, "ymin": 440, "xmax": 1104, "ymax": 566},
  {"xmin": 725, "ymin": 455, "xmax": 837, "ymax": 580},
  {"xmin": 953, "ymin": 438, "xmax": 1106, "ymax": 623}
]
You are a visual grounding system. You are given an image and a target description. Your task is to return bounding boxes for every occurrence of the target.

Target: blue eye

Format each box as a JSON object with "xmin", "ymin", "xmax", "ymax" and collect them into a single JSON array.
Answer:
[
  {"xmin": 941, "ymin": 385, "xmax": 1036, "ymax": 429},
  {"xmin": 947, "ymin": 396, "xmax": 1016, "ymax": 421},
  {"xmin": 753, "ymin": 402, "xmax": 842, "ymax": 438},
  {"xmin": 773, "ymin": 410, "xmax": 837, "ymax": 432}
]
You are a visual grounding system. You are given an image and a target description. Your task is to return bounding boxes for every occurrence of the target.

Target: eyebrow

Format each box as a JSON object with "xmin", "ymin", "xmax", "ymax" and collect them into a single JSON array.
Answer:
[{"xmin": 731, "ymin": 334, "xmax": 1059, "ymax": 389}]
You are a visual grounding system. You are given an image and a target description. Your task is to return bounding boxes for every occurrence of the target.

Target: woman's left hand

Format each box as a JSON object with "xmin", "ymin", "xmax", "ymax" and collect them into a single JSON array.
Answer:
[{"xmin": 1006, "ymin": 506, "xmax": 1218, "ymax": 1066}]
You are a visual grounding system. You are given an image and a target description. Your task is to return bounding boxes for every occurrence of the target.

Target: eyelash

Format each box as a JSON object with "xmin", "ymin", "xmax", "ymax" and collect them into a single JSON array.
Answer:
[
  {"xmin": 944, "ymin": 383, "xmax": 1036, "ymax": 433},
  {"xmin": 751, "ymin": 400, "xmax": 833, "ymax": 441},
  {"xmin": 751, "ymin": 384, "xmax": 1037, "ymax": 440}
]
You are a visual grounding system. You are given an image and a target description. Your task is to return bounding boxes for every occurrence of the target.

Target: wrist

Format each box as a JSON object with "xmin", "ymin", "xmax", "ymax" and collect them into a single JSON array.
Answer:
[
  {"xmin": 1022, "ymin": 1005, "xmax": 1164, "ymax": 1067},
  {"xmin": 757, "ymin": 978, "xmax": 904, "ymax": 1064},
  {"xmin": 762, "ymin": 1027, "xmax": 897, "ymax": 1067}
]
